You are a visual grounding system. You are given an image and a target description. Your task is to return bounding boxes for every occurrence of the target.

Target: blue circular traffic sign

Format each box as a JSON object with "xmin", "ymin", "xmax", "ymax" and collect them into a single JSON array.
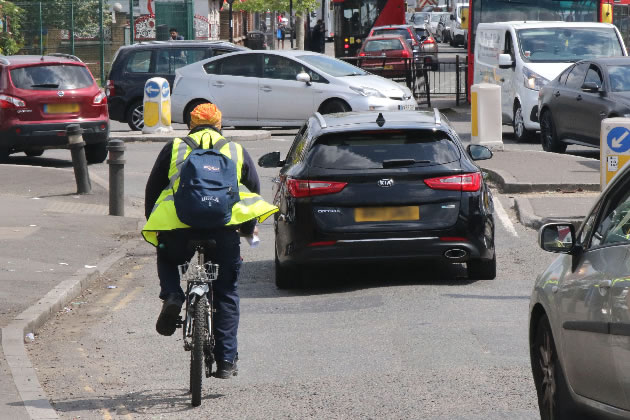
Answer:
[
  {"xmin": 162, "ymin": 81, "xmax": 169, "ymax": 98},
  {"xmin": 607, "ymin": 127, "xmax": 630, "ymax": 153},
  {"xmin": 145, "ymin": 81, "xmax": 160, "ymax": 98}
]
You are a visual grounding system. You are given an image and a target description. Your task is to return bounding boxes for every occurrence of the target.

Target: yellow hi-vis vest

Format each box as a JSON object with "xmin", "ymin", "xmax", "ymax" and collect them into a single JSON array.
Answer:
[{"xmin": 142, "ymin": 129, "xmax": 278, "ymax": 246}]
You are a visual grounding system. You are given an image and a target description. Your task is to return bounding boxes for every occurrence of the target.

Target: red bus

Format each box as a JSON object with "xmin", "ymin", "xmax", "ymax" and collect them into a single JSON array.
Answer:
[
  {"xmin": 333, "ymin": 0, "xmax": 406, "ymax": 57},
  {"xmin": 467, "ymin": 0, "xmax": 630, "ymax": 90}
]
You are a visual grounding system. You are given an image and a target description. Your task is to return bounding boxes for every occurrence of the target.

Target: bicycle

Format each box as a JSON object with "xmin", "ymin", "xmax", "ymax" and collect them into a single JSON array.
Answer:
[{"xmin": 176, "ymin": 239, "xmax": 218, "ymax": 407}]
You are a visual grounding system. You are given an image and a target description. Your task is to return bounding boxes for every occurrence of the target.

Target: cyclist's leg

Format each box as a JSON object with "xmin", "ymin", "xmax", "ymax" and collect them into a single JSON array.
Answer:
[{"xmin": 211, "ymin": 228, "xmax": 241, "ymax": 372}]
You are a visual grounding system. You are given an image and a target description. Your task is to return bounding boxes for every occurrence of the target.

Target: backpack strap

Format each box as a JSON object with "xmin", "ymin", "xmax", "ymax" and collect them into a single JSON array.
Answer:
[{"xmin": 180, "ymin": 135, "xmax": 200, "ymax": 150}]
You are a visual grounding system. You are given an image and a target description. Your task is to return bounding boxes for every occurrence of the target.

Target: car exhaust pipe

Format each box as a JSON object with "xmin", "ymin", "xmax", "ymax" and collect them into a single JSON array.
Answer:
[{"xmin": 444, "ymin": 248, "xmax": 467, "ymax": 259}]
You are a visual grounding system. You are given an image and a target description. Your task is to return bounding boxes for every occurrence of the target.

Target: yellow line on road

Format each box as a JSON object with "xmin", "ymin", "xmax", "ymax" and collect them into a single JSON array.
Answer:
[
  {"xmin": 100, "ymin": 287, "xmax": 122, "ymax": 305},
  {"xmin": 84, "ymin": 385, "xmax": 94, "ymax": 393},
  {"xmin": 102, "ymin": 408, "xmax": 113, "ymax": 420},
  {"xmin": 113, "ymin": 287, "xmax": 142, "ymax": 312},
  {"xmin": 133, "ymin": 265, "xmax": 143, "ymax": 270}
]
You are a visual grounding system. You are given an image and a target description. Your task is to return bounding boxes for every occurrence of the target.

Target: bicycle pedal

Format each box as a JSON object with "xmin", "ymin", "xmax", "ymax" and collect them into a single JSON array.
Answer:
[{"xmin": 175, "ymin": 317, "xmax": 184, "ymax": 327}]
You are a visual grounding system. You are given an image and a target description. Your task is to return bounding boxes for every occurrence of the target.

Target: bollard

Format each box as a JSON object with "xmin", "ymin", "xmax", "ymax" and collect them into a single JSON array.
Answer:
[
  {"xmin": 107, "ymin": 139, "xmax": 126, "ymax": 216},
  {"xmin": 67, "ymin": 124, "xmax": 91, "ymax": 194},
  {"xmin": 470, "ymin": 83, "xmax": 504, "ymax": 151}
]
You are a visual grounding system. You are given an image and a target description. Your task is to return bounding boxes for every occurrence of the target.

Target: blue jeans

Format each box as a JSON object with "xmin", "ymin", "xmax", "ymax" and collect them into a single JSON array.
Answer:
[{"xmin": 157, "ymin": 228, "xmax": 241, "ymax": 363}]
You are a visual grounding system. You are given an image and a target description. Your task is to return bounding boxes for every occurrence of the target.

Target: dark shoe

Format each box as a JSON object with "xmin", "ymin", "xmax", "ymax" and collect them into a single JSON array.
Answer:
[
  {"xmin": 215, "ymin": 360, "xmax": 238, "ymax": 379},
  {"xmin": 155, "ymin": 294, "xmax": 184, "ymax": 336}
]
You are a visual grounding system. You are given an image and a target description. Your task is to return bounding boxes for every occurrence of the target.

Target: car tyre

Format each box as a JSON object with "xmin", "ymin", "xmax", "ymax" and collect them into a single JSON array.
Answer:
[
  {"xmin": 25, "ymin": 150, "xmax": 44, "ymax": 157},
  {"xmin": 467, "ymin": 254, "xmax": 496, "ymax": 280},
  {"xmin": 513, "ymin": 103, "xmax": 534, "ymax": 142},
  {"xmin": 85, "ymin": 142, "xmax": 108, "ymax": 164},
  {"xmin": 319, "ymin": 99, "xmax": 350, "ymax": 114},
  {"xmin": 540, "ymin": 110, "xmax": 567, "ymax": 154},
  {"xmin": 126, "ymin": 100, "xmax": 144, "ymax": 131},
  {"xmin": 531, "ymin": 315, "xmax": 579, "ymax": 420},
  {"xmin": 275, "ymin": 247, "xmax": 298, "ymax": 289}
]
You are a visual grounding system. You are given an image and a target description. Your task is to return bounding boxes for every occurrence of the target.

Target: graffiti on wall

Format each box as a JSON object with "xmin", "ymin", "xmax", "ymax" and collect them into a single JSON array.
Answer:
[{"xmin": 135, "ymin": 15, "xmax": 156, "ymax": 40}]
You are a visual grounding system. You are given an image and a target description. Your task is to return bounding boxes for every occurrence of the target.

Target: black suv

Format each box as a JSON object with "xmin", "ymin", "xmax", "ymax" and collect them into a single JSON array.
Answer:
[{"xmin": 106, "ymin": 41, "xmax": 246, "ymax": 130}]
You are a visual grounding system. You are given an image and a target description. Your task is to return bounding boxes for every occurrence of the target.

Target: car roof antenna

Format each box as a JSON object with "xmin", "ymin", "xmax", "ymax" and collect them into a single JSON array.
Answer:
[{"xmin": 376, "ymin": 113, "xmax": 385, "ymax": 127}]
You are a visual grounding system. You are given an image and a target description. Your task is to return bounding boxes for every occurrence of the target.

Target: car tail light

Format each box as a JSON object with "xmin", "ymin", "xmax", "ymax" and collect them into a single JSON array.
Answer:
[
  {"xmin": 359, "ymin": 52, "xmax": 366, "ymax": 56},
  {"xmin": 424, "ymin": 173, "xmax": 481, "ymax": 192},
  {"xmin": 440, "ymin": 237, "xmax": 468, "ymax": 242},
  {"xmin": 93, "ymin": 91, "xmax": 107, "ymax": 104},
  {"xmin": 423, "ymin": 37, "xmax": 436, "ymax": 45},
  {"xmin": 287, "ymin": 179, "xmax": 347, "ymax": 198},
  {"xmin": 401, "ymin": 50, "xmax": 410, "ymax": 58},
  {"xmin": 308, "ymin": 241, "xmax": 337, "ymax": 247},
  {"xmin": 0, "ymin": 94, "xmax": 26, "ymax": 109},
  {"xmin": 105, "ymin": 80, "xmax": 115, "ymax": 97}
]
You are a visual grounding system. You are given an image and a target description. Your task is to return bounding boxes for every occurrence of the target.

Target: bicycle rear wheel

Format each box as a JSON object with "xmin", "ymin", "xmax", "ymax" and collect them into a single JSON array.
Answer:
[{"xmin": 190, "ymin": 294, "xmax": 208, "ymax": 407}]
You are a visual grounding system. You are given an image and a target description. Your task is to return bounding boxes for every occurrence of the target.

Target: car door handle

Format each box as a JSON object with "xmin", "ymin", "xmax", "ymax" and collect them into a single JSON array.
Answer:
[
  {"xmin": 553, "ymin": 91, "xmax": 560, "ymax": 97},
  {"xmin": 212, "ymin": 82, "xmax": 225, "ymax": 88},
  {"xmin": 599, "ymin": 280, "xmax": 612, "ymax": 289},
  {"xmin": 260, "ymin": 86, "xmax": 272, "ymax": 92},
  {"xmin": 576, "ymin": 95, "xmax": 582, "ymax": 101}
]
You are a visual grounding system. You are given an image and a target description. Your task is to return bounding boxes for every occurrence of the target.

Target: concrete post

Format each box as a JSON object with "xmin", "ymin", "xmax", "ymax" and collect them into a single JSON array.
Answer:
[
  {"xmin": 471, "ymin": 83, "xmax": 504, "ymax": 151},
  {"xmin": 66, "ymin": 124, "xmax": 92, "ymax": 194},
  {"xmin": 107, "ymin": 139, "xmax": 126, "ymax": 216}
]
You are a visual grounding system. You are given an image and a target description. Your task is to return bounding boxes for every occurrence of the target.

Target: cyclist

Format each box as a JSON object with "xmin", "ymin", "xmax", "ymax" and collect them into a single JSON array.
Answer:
[{"xmin": 142, "ymin": 103, "xmax": 278, "ymax": 378}]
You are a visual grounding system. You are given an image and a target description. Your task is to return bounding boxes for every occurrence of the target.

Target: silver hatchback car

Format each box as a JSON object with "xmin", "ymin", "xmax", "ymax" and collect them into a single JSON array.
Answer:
[
  {"xmin": 171, "ymin": 50, "xmax": 416, "ymax": 128},
  {"xmin": 530, "ymin": 162, "xmax": 630, "ymax": 419}
]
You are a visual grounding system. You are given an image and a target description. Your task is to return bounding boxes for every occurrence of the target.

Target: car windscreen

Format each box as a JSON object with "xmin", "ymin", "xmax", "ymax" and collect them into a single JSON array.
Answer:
[
  {"xmin": 516, "ymin": 27, "xmax": 624, "ymax": 63},
  {"xmin": 10, "ymin": 64, "xmax": 94, "ymax": 90},
  {"xmin": 430, "ymin": 14, "xmax": 442, "ymax": 22},
  {"xmin": 372, "ymin": 28, "xmax": 410, "ymax": 40},
  {"xmin": 364, "ymin": 39, "xmax": 403, "ymax": 52},
  {"xmin": 308, "ymin": 130, "xmax": 460, "ymax": 169},
  {"xmin": 415, "ymin": 28, "xmax": 429, "ymax": 39},
  {"xmin": 607, "ymin": 65, "xmax": 630, "ymax": 92},
  {"xmin": 297, "ymin": 54, "xmax": 367, "ymax": 76}
]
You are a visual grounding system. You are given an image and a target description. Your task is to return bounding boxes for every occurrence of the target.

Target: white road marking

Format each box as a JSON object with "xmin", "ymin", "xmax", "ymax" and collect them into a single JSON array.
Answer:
[{"xmin": 493, "ymin": 196, "xmax": 518, "ymax": 237}]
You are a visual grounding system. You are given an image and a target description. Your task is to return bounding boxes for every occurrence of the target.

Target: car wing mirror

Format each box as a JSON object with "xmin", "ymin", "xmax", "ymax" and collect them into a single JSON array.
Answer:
[
  {"xmin": 581, "ymin": 81, "xmax": 602, "ymax": 94},
  {"xmin": 498, "ymin": 54, "xmax": 513, "ymax": 69},
  {"xmin": 297, "ymin": 72, "xmax": 312, "ymax": 86},
  {"xmin": 450, "ymin": 14, "xmax": 455, "ymax": 20},
  {"xmin": 467, "ymin": 144, "xmax": 492, "ymax": 161},
  {"xmin": 258, "ymin": 151, "xmax": 284, "ymax": 168},
  {"xmin": 538, "ymin": 223, "xmax": 575, "ymax": 254}
]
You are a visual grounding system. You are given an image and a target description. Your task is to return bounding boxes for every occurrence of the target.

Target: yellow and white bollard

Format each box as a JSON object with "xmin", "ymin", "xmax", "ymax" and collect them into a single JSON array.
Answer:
[
  {"xmin": 471, "ymin": 83, "xmax": 503, "ymax": 151},
  {"xmin": 142, "ymin": 77, "xmax": 173, "ymax": 134},
  {"xmin": 600, "ymin": 118, "xmax": 630, "ymax": 189}
]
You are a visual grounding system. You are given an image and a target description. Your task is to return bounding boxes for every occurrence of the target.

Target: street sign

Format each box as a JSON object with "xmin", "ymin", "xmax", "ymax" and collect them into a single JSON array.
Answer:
[
  {"xmin": 601, "ymin": 118, "xmax": 630, "ymax": 189},
  {"xmin": 143, "ymin": 77, "xmax": 172, "ymax": 134},
  {"xmin": 145, "ymin": 80, "xmax": 160, "ymax": 98},
  {"xmin": 161, "ymin": 81, "xmax": 169, "ymax": 98}
]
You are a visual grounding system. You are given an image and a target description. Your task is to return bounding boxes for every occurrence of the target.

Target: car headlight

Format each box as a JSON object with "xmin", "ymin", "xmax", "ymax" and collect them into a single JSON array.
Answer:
[
  {"xmin": 350, "ymin": 86, "xmax": 386, "ymax": 98},
  {"xmin": 523, "ymin": 67, "xmax": 548, "ymax": 91}
]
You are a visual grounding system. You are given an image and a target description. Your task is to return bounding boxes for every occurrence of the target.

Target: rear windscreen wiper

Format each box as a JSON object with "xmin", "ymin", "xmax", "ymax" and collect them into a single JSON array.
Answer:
[
  {"xmin": 31, "ymin": 83, "xmax": 60, "ymax": 88},
  {"xmin": 382, "ymin": 159, "xmax": 431, "ymax": 168}
]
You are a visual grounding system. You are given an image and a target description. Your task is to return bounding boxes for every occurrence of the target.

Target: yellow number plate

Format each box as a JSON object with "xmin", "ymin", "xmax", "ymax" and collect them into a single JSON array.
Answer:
[
  {"xmin": 354, "ymin": 206, "xmax": 419, "ymax": 222},
  {"xmin": 44, "ymin": 103, "xmax": 79, "ymax": 114},
  {"xmin": 384, "ymin": 65, "xmax": 394, "ymax": 70}
]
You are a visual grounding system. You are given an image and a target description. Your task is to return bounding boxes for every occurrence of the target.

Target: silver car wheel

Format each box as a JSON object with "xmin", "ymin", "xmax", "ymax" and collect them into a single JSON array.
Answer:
[
  {"xmin": 131, "ymin": 105, "xmax": 144, "ymax": 130},
  {"xmin": 514, "ymin": 106, "xmax": 524, "ymax": 139},
  {"xmin": 539, "ymin": 329, "xmax": 556, "ymax": 419}
]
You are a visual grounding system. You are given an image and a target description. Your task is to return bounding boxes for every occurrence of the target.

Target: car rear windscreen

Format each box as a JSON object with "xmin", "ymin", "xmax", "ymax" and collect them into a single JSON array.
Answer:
[
  {"xmin": 372, "ymin": 29, "xmax": 409, "ymax": 39},
  {"xmin": 10, "ymin": 64, "xmax": 94, "ymax": 90},
  {"xmin": 308, "ymin": 130, "xmax": 460, "ymax": 169},
  {"xmin": 364, "ymin": 39, "xmax": 404, "ymax": 52}
]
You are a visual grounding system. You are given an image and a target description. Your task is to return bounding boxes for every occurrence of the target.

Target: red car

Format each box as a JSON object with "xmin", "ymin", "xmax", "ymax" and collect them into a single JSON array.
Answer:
[
  {"xmin": 358, "ymin": 35, "xmax": 415, "ymax": 78},
  {"xmin": 0, "ymin": 54, "xmax": 109, "ymax": 163}
]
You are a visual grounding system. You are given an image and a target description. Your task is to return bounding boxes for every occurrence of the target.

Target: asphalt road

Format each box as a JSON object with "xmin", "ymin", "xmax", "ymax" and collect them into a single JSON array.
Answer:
[{"xmin": 21, "ymin": 128, "xmax": 554, "ymax": 419}]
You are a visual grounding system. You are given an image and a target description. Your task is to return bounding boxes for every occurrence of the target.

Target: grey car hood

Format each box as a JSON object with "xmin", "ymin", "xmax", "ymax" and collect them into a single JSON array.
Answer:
[
  {"xmin": 611, "ymin": 91, "xmax": 630, "ymax": 108},
  {"xmin": 340, "ymin": 74, "xmax": 410, "ymax": 98}
]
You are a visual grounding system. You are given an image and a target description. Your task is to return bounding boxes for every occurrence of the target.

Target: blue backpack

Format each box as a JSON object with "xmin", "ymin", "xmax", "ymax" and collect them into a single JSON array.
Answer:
[{"xmin": 174, "ymin": 135, "xmax": 240, "ymax": 229}]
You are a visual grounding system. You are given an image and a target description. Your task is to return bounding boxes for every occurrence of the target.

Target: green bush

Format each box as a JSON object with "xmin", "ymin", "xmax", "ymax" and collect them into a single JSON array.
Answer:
[{"xmin": 0, "ymin": 1, "xmax": 24, "ymax": 55}]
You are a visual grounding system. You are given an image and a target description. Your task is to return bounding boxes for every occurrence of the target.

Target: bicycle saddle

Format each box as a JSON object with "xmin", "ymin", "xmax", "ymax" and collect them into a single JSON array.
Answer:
[{"xmin": 186, "ymin": 239, "xmax": 217, "ymax": 254}]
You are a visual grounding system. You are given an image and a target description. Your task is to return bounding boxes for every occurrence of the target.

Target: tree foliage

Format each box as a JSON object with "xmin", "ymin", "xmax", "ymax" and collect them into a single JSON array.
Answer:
[
  {"xmin": 232, "ymin": 0, "xmax": 319, "ymax": 16},
  {"xmin": 0, "ymin": 0, "xmax": 25, "ymax": 55}
]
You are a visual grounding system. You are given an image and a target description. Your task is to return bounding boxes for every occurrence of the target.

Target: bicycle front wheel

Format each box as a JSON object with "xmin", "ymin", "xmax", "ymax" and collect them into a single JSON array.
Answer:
[{"xmin": 190, "ymin": 294, "xmax": 208, "ymax": 407}]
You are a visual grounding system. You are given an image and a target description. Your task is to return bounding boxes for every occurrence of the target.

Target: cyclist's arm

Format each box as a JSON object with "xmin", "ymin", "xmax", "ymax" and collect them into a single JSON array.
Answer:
[
  {"xmin": 145, "ymin": 141, "xmax": 173, "ymax": 219},
  {"xmin": 239, "ymin": 148, "xmax": 261, "ymax": 235}
]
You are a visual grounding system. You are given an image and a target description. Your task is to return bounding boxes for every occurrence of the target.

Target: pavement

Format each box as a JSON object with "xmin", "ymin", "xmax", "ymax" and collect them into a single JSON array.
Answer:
[{"xmin": 0, "ymin": 113, "xmax": 603, "ymax": 418}]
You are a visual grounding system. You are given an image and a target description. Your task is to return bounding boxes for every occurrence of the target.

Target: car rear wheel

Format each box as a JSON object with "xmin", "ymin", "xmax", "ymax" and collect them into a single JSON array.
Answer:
[
  {"xmin": 275, "ymin": 247, "xmax": 298, "ymax": 289},
  {"xmin": 513, "ymin": 103, "xmax": 534, "ymax": 142},
  {"xmin": 467, "ymin": 254, "xmax": 496, "ymax": 280},
  {"xmin": 540, "ymin": 110, "xmax": 567, "ymax": 154},
  {"xmin": 85, "ymin": 142, "xmax": 108, "ymax": 164},
  {"xmin": 25, "ymin": 150, "xmax": 44, "ymax": 157},
  {"xmin": 319, "ymin": 99, "xmax": 350, "ymax": 114},
  {"xmin": 532, "ymin": 315, "xmax": 578, "ymax": 420},
  {"xmin": 126, "ymin": 100, "xmax": 144, "ymax": 131}
]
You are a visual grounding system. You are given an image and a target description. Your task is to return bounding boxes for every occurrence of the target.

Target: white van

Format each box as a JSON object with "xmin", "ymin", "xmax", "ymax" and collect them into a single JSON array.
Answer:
[
  {"xmin": 450, "ymin": 4, "xmax": 468, "ymax": 47},
  {"xmin": 474, "ymin": 21, "xmax": 627, "ymax": 141}
]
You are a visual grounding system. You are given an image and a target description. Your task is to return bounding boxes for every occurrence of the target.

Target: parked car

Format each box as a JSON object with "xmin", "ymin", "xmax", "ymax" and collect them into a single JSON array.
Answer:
[
  {"xmin": 530, "ymin": 161, "xmax": 630, "ymax": 419},
  {"xmin": 106, "ymin": 40, "xmax": 245, "ymax": 130},
  {"xmin": 475, "ymin": 21, "xmax": 627, "ymax": 142},
  {"xmin": 258, "ymin": 110, "xmax": 496, "ymax": 288},
  {"xmin": 413, "ymin": 23, "xmax": 439, "ymax": 67},
  {"xmin": 358, "ymin": 35, "xmax": 415, "ymax": 78},
  {"xmin": 539, "ymin": 57, "xmax": 630, "ymax": 153},
  {"xmin": 0, "ymin": 54, "xmax": 109, "ymax": 163},
  {"xmin": 171, "ymin": 50, "xmax": 416, "ymax": 128},
  {"xmin": 409, "ymin": 12, "xmax": 430, "ymax": 25},
  {"xmin": 369, "ymin": 25, "xmax": 421, "ymax": 51}
]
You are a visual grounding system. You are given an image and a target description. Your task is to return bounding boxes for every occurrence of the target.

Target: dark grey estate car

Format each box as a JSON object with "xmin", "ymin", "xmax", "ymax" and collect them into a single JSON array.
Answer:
[
  {"xmin": 538, "ymin": 57, "xmax": 630, "ymax": 153},
  {"xmin": 106, "ymin": 40, "xmax": 245, "ymax": 130},
  {"xmin": 531, "ymin": 161, "xmax": 630, "ymax": 419}
]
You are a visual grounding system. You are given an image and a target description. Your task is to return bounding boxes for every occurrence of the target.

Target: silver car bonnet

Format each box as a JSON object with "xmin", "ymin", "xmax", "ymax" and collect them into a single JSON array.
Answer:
[{"xmin": 340, "ymin": 74, "xmax": 410, "ymax": 99}]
